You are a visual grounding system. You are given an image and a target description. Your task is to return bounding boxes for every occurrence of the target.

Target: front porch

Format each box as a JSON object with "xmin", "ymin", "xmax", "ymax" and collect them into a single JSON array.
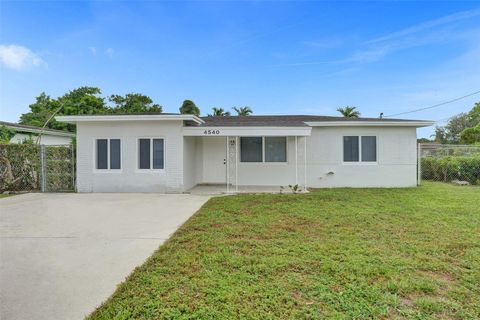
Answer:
[{"xmin": 183, "ymin": 127, "xmax": 310, "ymax": 194}]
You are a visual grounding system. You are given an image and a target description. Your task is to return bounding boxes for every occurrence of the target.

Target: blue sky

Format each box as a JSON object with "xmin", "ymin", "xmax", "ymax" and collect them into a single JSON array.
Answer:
[{"xmin": 1, "ymin": 1, "xmax": 479, "ymax": 138}]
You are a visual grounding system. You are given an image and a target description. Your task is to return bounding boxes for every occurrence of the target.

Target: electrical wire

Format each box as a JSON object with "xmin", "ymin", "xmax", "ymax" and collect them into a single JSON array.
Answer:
[{"xmin": 383, "ymin": 90, "xmax": 480, "ymax": 118}]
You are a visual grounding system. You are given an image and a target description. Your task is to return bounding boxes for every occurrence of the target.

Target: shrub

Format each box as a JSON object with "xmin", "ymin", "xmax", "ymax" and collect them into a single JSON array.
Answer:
[{"xmin": 421, "ymin": 156, "xmax": 480, "ymax": 185}]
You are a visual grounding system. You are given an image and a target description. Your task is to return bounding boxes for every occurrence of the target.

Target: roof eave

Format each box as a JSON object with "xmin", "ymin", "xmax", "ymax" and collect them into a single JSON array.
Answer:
[
  {"xmin": 55, "ymin": 114, "xmax": 205, "ymax": 124},
  {"xmin": 3, "ymin": 124, "xmax": 75, "ymax": 137},
  {"xmin": 304, "ymin": 121, "xmax": 435, "ymax": 128}
]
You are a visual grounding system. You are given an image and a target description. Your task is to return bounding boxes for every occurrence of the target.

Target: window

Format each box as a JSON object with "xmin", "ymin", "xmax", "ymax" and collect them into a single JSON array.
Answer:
[
  {"xmin": 240, "ymin": 137, "xmax": 263, "ymax": 162},
  {"xmin": 240, "ymin": 137, "xmax": 287, "ymax": 163},
  {"xmin": 96, "ymin": 139, "xmax": 121, "ymax": 170},
  {"xmin": 361, "ymin": 136, "xmax": 377, "ymax": 162},
  {"xmin": 265, "ymin": 137, "xmax": 287, "ymax": 162},
  {"xmin": 138, "ymin": 138, "xmax": 165, "ymax": 169},
  {"xmin": 343, "ymin": 136, "xmax": 376, "ymax": 163}
]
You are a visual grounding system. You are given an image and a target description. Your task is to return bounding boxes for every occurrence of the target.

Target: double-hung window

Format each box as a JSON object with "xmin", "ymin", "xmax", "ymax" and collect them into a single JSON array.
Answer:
[
  {"xmin": 96, "ymin": 139, "xmax": 121, "ymax": 170},
  {"xmin": 240, "ymin": 137, "xmax": 287, "ymax": 163},
  {"xmin": 138, "ymin": 138, "xmax": 165, "ymax": 170},
  {"xmin": 343, "ymin": 136, "xmax": 377, "ymax": 163}
]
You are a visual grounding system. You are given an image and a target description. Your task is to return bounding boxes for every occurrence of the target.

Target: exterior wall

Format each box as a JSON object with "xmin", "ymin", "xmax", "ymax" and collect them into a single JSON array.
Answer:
[
  {"xmin": 76, "ymin": 121, "xmax": 184, "ymax": 193},
  {"xmin": 11, "ymin": 133, "xmax": 72, "ymax": 145},
  {"xmin": 196, "ymin": 136, "xmax": 300, "ymax": 186},
  {"xmin": 183, "ymin": 136, "xmax": 197, "ymax": 191},
  {"xmin": 306, "ymin": 126, "xmax": 417, "ymax": 188}
]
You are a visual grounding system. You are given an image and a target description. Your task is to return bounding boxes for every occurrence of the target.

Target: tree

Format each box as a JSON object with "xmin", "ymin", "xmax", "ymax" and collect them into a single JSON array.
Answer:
[
  {"xmin": 208, "ymin": 107, "xmax": 230, "ymax": 117},
  {"xmin": 433, "ymin": 102, "xmax": 480, "ymax": 144},
  {"xmin": 0, "ymin": 126, "xmax": 15, "ymax": 144},
  {"xmin": 460, "ymin": 124, "xmax": 480, "ymax": 144},
  {"xmin": 337, "ymin": 106, "xmax": 360, "ymax": 118},
  {"xmin": 179, "ymin": 100, "xmax": 200, "ymax": 116},
  {"xmin": 109, "ymin": 93, "xmax": 162, "ymax": 113},
  {"xmin": 233, "ymin": 106, "xmax": 252, "ymax": 116},
  {"xmin": 20, "ymin": 87, "xmax": 108, "ymax": 132}
]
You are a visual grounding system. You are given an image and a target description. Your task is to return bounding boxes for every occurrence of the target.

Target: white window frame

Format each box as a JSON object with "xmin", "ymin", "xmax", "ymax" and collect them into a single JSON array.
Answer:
[
  {"xmin": 136, "ymin": 137, "xmax": 166, "ymax": 172},
  {"xmin": 93, "ymin": 138, "xmax": 123, "ymax": 172},
  {"xmin": 342, "ymin": 135, "xmax": 378, "ymax": 165},
  {"xmin": 239, "ymin": 136, "xmax": 288, "ymax": 164}
]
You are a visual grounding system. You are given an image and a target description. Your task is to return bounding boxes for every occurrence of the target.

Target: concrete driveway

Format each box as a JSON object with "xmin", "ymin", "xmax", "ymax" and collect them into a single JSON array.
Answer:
[{"xmin": 0, "ymin": 193, "xmax": 210, "ymax": 320}]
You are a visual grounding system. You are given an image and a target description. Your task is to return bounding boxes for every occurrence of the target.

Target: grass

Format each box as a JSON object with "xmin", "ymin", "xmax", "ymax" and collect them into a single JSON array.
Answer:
[
  {"xmin": 89, "ymin": 182, "xmax": 480, "ymax": 320},
  {"xmin": 0, "ymin": 193, "xmax": 13, "ymax": 199}
]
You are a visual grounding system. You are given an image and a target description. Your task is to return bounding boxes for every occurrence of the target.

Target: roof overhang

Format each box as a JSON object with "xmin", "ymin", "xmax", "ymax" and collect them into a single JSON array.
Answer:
[
  {"xmin": 2, "ymin": 124, "xmax": 75, "ymax": 137},
  {"xmin": 304, "ymin": 121, "xmax": 435, "ymax": 128},
  {"xmin": 183, "ymin": 126, "xmax": 312, "ymax": 137},
  {"xmin": 56, "ymin": 114, "xmax": 205, "ymax": 124}
]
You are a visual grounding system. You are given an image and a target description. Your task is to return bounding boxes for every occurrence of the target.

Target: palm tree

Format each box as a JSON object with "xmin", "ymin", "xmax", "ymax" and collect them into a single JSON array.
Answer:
[
  {"xmin": 337, "ymin": 106, "xmax": 360, "ymax": 118},
  {"xmin": 233, "ymin": 106, "xmax": 253, "ymax": 116},
  {"xmin": 208, "ymin": 107, "xmax": 230, "ymax": 117}
]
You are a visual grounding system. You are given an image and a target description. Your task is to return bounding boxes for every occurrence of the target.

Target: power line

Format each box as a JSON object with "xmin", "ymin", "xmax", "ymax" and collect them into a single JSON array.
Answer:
[{"xmin": 384, "ymin": 90, "xmax": 480, "ymax": 118}]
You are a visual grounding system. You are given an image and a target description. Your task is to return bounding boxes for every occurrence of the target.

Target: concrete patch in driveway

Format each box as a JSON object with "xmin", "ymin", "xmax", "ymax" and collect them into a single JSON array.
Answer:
[{"xmin": 0, "ymin": 193, "xmax": 210, "ymax": 320}]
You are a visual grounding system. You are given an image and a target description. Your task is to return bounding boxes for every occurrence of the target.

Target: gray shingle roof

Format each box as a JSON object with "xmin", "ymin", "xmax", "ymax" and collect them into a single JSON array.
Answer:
[{"xmin": 192, "ymin": 115, "xmax": 423, "ymax": 127}]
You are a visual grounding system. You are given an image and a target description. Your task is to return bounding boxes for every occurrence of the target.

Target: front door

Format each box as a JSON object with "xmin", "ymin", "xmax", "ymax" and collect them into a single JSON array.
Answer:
[{"xmin": 202, "ymin": 137, "xmax": 226, "ymax": 184}]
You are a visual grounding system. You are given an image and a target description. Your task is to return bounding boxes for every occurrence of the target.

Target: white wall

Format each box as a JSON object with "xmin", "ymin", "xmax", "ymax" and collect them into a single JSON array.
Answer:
[
  {"xmin": 11, "ymin": 133, "xmax": 72, "ymax": 145},
  {"xmin": 76, "ymin": 121, "xmax": 184, "ymax": 193},
  {"xmin": 196, "ymin": 127, "xmax": 417, "ymax": 188},
  {"xmin": 306, "ymin": 126, "xmax": 417, "ymax": 187},
  {"xmin": 183, "ymin": 136, "xmax": 197, "ymax": 191}
]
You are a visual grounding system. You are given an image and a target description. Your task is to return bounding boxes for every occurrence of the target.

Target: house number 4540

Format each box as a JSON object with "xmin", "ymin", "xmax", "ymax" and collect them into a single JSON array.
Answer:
[{"xmin": 204, "ymin": 130, "xmax": 220, "ymax": 135}]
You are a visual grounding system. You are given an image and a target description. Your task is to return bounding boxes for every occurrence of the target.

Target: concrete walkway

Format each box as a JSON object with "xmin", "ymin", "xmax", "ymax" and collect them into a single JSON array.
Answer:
[{"xmin": 0, "ymin": 193, "xmax": 210, "ymax": 320}]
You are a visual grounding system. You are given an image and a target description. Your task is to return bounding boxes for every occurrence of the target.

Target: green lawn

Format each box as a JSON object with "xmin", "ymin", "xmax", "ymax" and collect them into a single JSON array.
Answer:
[{"xmin": 89, "ymin": 183, "xmax": 480, "ymax": 320}]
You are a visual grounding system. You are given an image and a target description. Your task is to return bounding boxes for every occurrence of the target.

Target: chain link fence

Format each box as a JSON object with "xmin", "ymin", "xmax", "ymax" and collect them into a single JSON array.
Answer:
[
  {"xmin": 0, "ymin": 144, "xmax": 75, "ymax": 193},
  {"xmin": 418, "ymin": 143, "xmax": 480, "ymax": 186}
]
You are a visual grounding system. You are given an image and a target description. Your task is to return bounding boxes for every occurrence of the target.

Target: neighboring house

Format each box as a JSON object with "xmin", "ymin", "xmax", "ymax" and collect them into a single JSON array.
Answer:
[
  {"xmin": 0, "ymin": 121, "xmax": 75, "ymax": 145},
  {"xmin": 56, "ymin": 114, "xmax": 434, "ymax": 193}
]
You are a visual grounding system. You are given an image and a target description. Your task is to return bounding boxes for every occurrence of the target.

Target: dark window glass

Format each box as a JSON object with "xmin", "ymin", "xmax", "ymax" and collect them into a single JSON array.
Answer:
[
  {"xmin": 343, "ymin": 136, "xmax": 359, "ymax": 162},
  {"xmin": 139, "ymin": 139, "xmax": 151, "ymax": 169},
  {"xmin": 265, "ymin": 137, "xmax": 287, "ymax": 162},
  {"xmin": 109, "ymin": 139, "xmax": 121, "ymax": 169},
  {"xmin": 361, "ymin": 136, "xmax": 377, "ymax": 162},
  {"xmin": 96, "ymin": 139, "xmax": 108, "ymax": 169},
  {"xmin": 153, "ymin": 139, "xmax": 164, "ymax": 169},
  {"xmin": 240, "ymin": 137, "xmax": 263, "ymax": 162}
]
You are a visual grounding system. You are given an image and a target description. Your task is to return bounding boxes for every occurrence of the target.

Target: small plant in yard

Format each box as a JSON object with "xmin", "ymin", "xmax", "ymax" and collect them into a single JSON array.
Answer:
[{"xmin": 288, "ymin": 184, "xmax": 302, "ymax": 193}]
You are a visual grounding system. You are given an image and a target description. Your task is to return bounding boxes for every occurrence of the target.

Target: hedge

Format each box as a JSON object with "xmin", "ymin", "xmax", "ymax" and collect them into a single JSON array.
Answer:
[{"xmin": 421, "ymin": 156, "xmax": 480, "ymax": 185}]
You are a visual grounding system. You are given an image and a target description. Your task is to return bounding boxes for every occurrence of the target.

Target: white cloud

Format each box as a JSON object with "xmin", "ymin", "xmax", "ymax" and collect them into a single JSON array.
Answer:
[
  {"xmin": 0, "ymin": 44, "xmax": 45, "ymax": 70},
  {"xmin": 105, "ymin": 48, "xmax": 114, "ymax": 58},
  {"xmin": 366, "ymin": 8, "xmax": 480, "ymax": 44}
]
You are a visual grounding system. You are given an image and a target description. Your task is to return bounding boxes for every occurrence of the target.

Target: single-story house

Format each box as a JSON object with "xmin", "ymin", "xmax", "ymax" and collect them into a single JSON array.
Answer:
[
  {"xmin": 0, "ymin": 121, "xmax": 75, "ymax": 145},
  {"xmin": 55, "ymin": 114, "xmax": 434, "ymax": 193}
]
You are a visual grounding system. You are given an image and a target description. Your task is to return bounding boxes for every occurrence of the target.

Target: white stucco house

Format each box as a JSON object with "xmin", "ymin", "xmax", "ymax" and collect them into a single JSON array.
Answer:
[
  {"xmin": 1, "ymin": 121, "xmax": 74, "ymax": 145},
  {"xmin": 55, "ymin": 114, "xmax": 433, "ymax": 193}
]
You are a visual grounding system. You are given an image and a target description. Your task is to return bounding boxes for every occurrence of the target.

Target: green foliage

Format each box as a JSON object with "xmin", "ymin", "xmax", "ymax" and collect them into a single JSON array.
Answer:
[
  {"xmin": 421, "ymin": 156, "xmax": 480, "ymax": 184},
  {"xmin": 0, "ymin": 126, "xmax": 16, "ymax": 144},
  {"xmin": 460, "ymin": 124, "xmax": 480, "ymax": 144},
  {"xmin": 20, "ymin": 87, "xmax": 108, "ymax": 132},
  {"xmin": 417, "ymin": 137, "xmax": 432, "ymax": 143},
  {"xmin": 208, "ymin": 107, "xmax": 230, "ymax": 117},
  {"xmin": 233, "ymin": 106, "xmax": 253, "ymax": 116},
  {"xmin": 434, "ymin": 102, "xmax": 480, "ymax": 144},
  {"xmin": 0, "ymin": 144, "xmax": 74, "ymax": 192},
  {"xmin": 89, "ymin": 183, "xmax": 480, "ymax": 319},
  {"xmin": 179, "ymin": 100, "xmax": 200, "ymax": 116},
  {"xmin": 0, "ymin": 144, "xmax": 40, "ymax": 192},
  {"xmin": 337, "ymin": 106, "xmax": 360, "ymax": 118},
  {"xmin": 19, "ymin": 88, "xmax": 165, "ymax": 133},
  {"xmin": 109, "ymin": 93, "xmax": 162, "ymax": 113}
]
